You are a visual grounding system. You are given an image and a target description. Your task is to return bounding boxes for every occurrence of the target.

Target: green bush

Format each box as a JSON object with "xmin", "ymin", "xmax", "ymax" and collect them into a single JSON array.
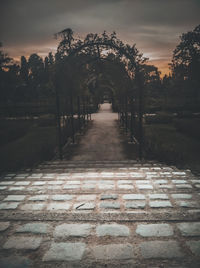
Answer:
[
  {"xmin": 174, "ymin": 118, "xmax": 200, "ymax": 140},
  {"xmin": 144, "ymin": 123, "xmax": 200, "ymax": 172},
  {"xmin": 0, "ymin": 119, "xmax": 33, "ymax": 146}
]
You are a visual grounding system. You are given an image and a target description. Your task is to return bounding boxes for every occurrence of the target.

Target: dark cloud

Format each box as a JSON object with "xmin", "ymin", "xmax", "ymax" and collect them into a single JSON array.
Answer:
[{"xmin": 0, "ymin": 0, "xmax": 199, "ymax": 74}]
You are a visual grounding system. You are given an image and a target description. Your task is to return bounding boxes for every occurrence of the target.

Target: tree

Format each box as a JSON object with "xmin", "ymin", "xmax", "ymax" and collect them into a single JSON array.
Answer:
[
  {"xmin": 20, "ymin": 56, "xmax": 29, "ymax": 84},
  {"xmin": 0, "ymin": 43, "xmax": 14, "ymax": 103},
  {"xmin": 28, "ymin": 53, "xmax": 45, "ymax": 100},
  {"xmin": 170, "ymin": 24, "xmax": 200, "ymax": 103},
  {"xmin": 0, "ymin": 42, "xmax": 12, "ymax": 70}
]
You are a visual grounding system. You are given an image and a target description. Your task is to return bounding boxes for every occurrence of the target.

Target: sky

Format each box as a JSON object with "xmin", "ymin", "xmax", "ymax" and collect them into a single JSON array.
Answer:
[{"xmin": 0, "ymin": 0, "xmax": 199, "ymax": 76}]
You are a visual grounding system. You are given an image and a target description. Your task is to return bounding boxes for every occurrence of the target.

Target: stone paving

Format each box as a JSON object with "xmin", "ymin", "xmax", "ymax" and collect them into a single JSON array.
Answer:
[{"xmin": 0, "ymin": 160, "xmax": 200, "ymax": 267}]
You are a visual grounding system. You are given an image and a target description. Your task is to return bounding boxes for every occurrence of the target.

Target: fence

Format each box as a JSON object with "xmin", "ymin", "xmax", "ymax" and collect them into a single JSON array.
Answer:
[
  {"xmin": 0, "ymin": 95, "xmax": 99, "ymax": 160},
  {"xmin": 114, "ymin": 96, "xmax": 143, "ymax": 159}
]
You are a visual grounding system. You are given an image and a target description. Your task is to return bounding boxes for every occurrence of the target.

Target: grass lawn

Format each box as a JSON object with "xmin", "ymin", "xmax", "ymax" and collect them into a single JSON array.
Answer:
[
  {"xmin": 144, "ymin": 121, "xmax": 200, "ymax": 174},
  {"xmin": 0, "ymin": 124, "xmax": 57, "ymax": 172},
  {"xmin": 0, "ymin": 116, "xmax": 88, "ymax": 173}
]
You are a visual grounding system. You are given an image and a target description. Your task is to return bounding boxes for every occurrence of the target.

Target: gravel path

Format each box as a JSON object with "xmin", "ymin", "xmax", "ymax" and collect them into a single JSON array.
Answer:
[{"xmin": 72, "ymin": 103, "xmax": 125, "ymax": 160}]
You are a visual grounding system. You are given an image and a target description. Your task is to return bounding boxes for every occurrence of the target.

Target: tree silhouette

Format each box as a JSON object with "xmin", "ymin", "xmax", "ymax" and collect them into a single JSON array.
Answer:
[
  {"xmin": 170, "ymin": 24, "xmax": 200, "ymax": 104},
  {"xmin": 0, "ymin": 42, "xmax": 12, "ymax": 70}
]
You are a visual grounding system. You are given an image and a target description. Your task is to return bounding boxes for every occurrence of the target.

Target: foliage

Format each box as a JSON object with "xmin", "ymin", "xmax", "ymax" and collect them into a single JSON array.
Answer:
[
  {"xmin": 170, "ymin": 24, "xmax": 200, "ymax": 105},
  {"xmin": 144, "ymin": 123, "xmax": 200, "ymax": 173}
]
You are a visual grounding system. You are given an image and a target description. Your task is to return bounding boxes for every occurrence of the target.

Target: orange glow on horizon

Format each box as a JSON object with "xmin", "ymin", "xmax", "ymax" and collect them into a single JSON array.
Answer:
[
  {"xmin": 11, "ymin": 48, "xmax": 171, "ymax": 78},
  {"xmin": 148, "ymin": 59, "xmax": 171, "ymax": 77}
]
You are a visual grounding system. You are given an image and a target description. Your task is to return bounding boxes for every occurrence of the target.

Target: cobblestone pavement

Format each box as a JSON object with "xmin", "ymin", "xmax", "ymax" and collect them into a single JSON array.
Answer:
[{"xmin": 0, "ymin": 160, "xmax": 200, "ymax": 267}]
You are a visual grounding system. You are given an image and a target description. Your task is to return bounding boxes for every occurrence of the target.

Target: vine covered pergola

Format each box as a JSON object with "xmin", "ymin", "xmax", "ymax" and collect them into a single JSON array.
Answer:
[{"xmin": 53, "ymin": 28, "xmax": 147, "ymax": 159}]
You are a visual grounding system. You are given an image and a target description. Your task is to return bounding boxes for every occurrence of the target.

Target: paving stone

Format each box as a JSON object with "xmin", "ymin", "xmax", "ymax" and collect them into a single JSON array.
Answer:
[
  {"xmin": 125, "ymin": 201, "xmax": 146, "ymax": 209},
  {"xmin": 29, "ymin": 174, "xmax": 42, "ymax": 178},
  {"xmin": 16, "ymin": 223, "xmax": 50, "ymax": 234},
  {"xmin": 186, "ymin": 240, "xmax": 200, "ymax": 256},
  {"xmin": 28, "ymin": 195, "xmax": 49, "ymax": 201},
  {"xmin": 137, "ymin": 185, "xmax": 153, "ymax": 190},
  {"xmin": 0, "ymin": 181, "xmax": 15, "ymax": 185},
  {"xmin": 99, "ymin": 202, "xmax": 120, "ymax": 209},
  {"xmin": 136, "ymin": 180, "xmax": 150, "ymax": 184},
  {"xmin": 96, "ymin": 224, "xmax": 130, "ymax": 236},
  {"xmin": 43, "ymin": 242, "xmax": 86, "ymax": 261},
  {"xmin": 100, "ymin": 194, "xmax": 118, "ymax": 200},
  {"xmin": 42, "ymin": 174, "xmax": 55, "ymax": 178},
  {"xmin": 98, "ymin": 184, "xmax": 114, "ymax": 189},
  {"xmin": 48, "ymin": 181, "xmax": 64, "ymax": 185},
  {"xmin": 149, "ymin": 201, "xmax": 172, "ymax": 208},
  {"xmin": 99, "ymin": 180, "xmax": 114, "ymax": 184},
  {"xmin": 188, "ymin": 209, "xmax": 200, "ymax": 214},
  {"xmin": 118, "ymin": 184, "xmax": 134, "ymax": 189},
  {"xmin": 172, "ymin": 180, "xmax": 187, "ymax": 184},
  {"xmin": 9, "ymin": 186, "xmax": 25, "ymax": 191},
  {"xmin": 54, "ymin": 223, "xmax": 92, "ymax": 238},
  {"xmin": 32, "ymin": 181, "xmax": 46, "ymax": 186},
  {"xmin": 118, "ymin": 180, "xmax": 132, "ymax": 184},
  {"xmin": 176, "ymin": 201, "xmax": 199, "ymax": 208},
  {"xmin": 0, "ymin": 202, "xmax": 19, "ymax": 209},
  {"xmin": 130, "ymin": 173, "xmax": 144, "ymax": 178},
  {"xmin": 115, "ymin": 173, "xmax": 127, "ymax": 177},
  {"xmin": 63, "ymin": 185, "xmax": 80, "ymax": 189},
  {"xmin": 171, "ymin": 194, "xmax": 192, "ymax": 199},
  {"xmin": 158, "ymin": 185, "xmax": 173, "ymax": 189},
  {"xmin": 77, "ymin": 195, "xmax": 96, "ymax": 201},
  {"xmin": 123, "ymin": 194, "xmax": 145, "ymax": 200},
  {"xmin": 149, "ymin": 194, "xmax": 168, "ymax": 199},
  {"xmin": 83, "ymin": 180, "xmax": 97, "ymax": 184},
  {"xmin": 47, "ymin": 186, "xmax": 62, "ymax": 190},
  {"xmin": 190, "ymin": 180, "xmax": 200, "ymax": 184},
  {"xmin": 3, "ymin": 195, "xmax": 26, "ymax": 201},
  {"xmin": 20, "ymin": 203, "xmax": 45, "ymax": 210},
  {"xmin": 66, "ymin": 180, "xmax": 81, "ymax": 184},
  {"xmin": 177, "ymin": 222, "xmax": 200, "ymax": 236},
  {"xmin": 176, "ymin": 184, "xmax": 192, "ymax": 189},
  {"xmin": 91, "ymin": 244, "xmax": 134, "ymax": 260},
  {"xmin": 136, "ymin": 224, "xmax": 173, "ymax": 237},
  {"xmin": 26, "ymin": 186, "xmax": 43, "ymax": 191},
  {"xmin": 3, "ymin": 236, "xmax": 42, "ymax": 250},
  {"xmin": 74, "ymin": 202, "xmax": 95, "ymax": 210},
  {"xmin": 82, "ymin": 184, "xmax": 96, "ymax": 189},
  {"xmin": 71, "ymin": 173, "xmax": 83, "ymax": 178},
  {"xmin": 0, "ymin": 186, "xmax": 7, "ymax": 190},
  {"xmin": 46, "ymin": 202, "xmax": 70, "ymax": 210},
  {"xmin": 52, "ymin": 194, "xmax": 74, "ymax": 201},
  {"xmin": 86, "ymin": 172, "xmax": 100, "ymax": 177},
  {"xmin": 0, "ymin": 256, "xmax": 32, "ymax": 268},
  {"xmin": 15, "ymin": 181, "xmax": 30, "ymax": 186},
  {"xmin": 140, "ymin": 241, "xmax": 183, "ymax": 258},
  {"xmin": 0, "ymin": 221, "xmax": 10, "ymax": 231},
  {"xmin": 101, "ymin": 172, "xmax": 114, "ymax": 177},
  {"xmin": 16, "ymin": 174, "xmax": 29, "ymax": 178},
  {"xmin": 154, "ymin": 180, "xmax": 168, "ymax": 184}
]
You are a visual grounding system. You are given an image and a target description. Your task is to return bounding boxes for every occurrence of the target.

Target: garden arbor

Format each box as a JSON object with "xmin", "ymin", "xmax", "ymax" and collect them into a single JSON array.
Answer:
[{"xmin": 54, "ymin": 29, "xmax": 146, "ymax": 159}]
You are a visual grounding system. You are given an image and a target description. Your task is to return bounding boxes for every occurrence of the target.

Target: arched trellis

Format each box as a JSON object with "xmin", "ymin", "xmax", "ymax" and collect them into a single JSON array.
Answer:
[{"xmin": 54, "ymin": 30, "xmax": 145, "ymax": 159}]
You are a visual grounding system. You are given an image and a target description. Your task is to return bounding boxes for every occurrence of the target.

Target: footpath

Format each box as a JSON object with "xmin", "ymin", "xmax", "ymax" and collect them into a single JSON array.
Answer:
[{"xmin": 0, "ymin": 104, "xmax": 199, "ymax": 267}]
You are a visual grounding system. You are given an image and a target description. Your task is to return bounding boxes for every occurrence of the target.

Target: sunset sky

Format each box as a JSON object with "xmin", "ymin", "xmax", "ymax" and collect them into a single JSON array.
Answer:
[{"xmin": 0, "ymin": 0, "xmax": 199, "ymax": 76}]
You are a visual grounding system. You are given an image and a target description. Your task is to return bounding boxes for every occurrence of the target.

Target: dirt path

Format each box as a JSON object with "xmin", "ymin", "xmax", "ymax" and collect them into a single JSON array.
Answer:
[{"xmin": 72, "ymin": 103, "xmax": 126, "ymax": 160}]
